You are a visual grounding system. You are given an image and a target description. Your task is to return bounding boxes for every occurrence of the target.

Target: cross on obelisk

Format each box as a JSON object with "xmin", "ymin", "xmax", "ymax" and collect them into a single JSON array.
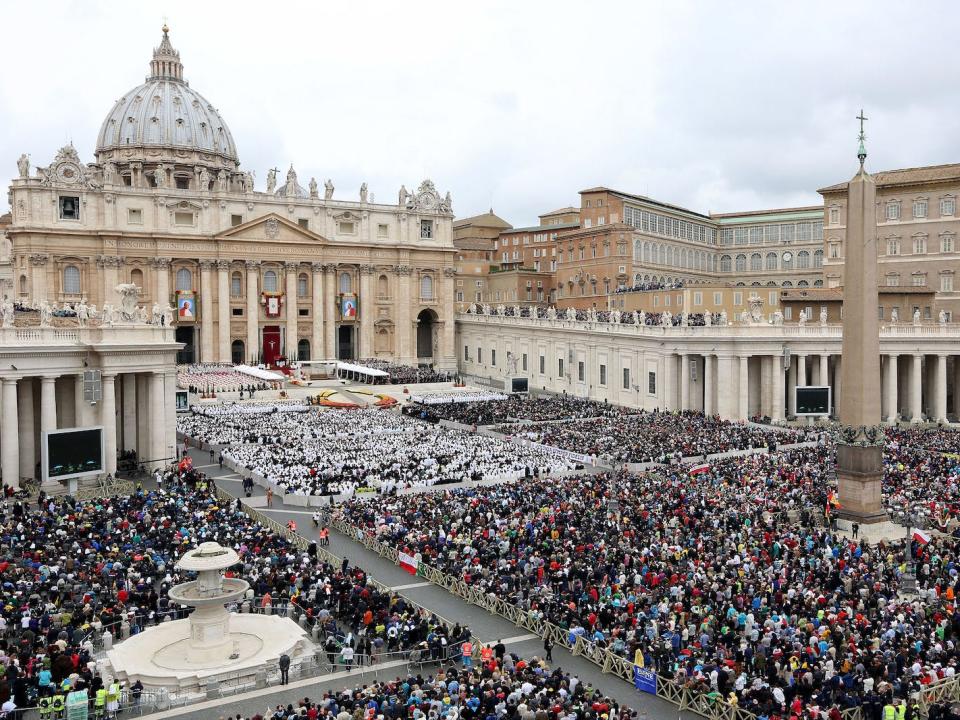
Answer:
[{"xmin": 856, "ymin": 109, "xmax": 868, "ymax": 165}]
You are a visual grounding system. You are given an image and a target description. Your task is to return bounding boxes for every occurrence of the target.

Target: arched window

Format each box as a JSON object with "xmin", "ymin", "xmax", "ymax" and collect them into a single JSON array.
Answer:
[
  {"xmin": 720, "ymin": 255, "xmax": 732, "ymax": 272},
  {"xmin": 339, "ymin": 272, "xmax": 352, "ymax": 294},
  {"xmin": 263, "ymin": 270, "xmax": 278, "ymax": 292},
  {"xmin": 297, "ymin": 273, "xmax": 309, "ymax": 297},
  {"xmin": 750, "ymin": 253, "xmax": 762, "ymax": 271},
  {"xmin": 751, "ymin": 281, "xmax": 761, "ymax": 287},
  {"xmin": 782, "ymin": 280, "xmax": 793, "ymax": 287},
  {"xmin": 797, "ymin": 250, "xmax": 810, "ymax": 269},
  {"xmin": 765, "ymin": 252, "xmax": 777, "ymax": 270},
  {"xmin": 176, "ymin": 268, "xmax": 192, "ymax": 291},
  {"xmin": 420, "ymin": 274, "xmax": 434, "ymax": 299},
  {"xmin": 735, "ymin": 254, "xmax": 747, "ymax": 272},
  {"xmin": 813, "ymin": 249, "xmax": 824, "ymax": 268},
  {"xmin": 231, "ymin": 271, "xmax": 242, "ymax": 297},
  {"xmin": 63, "ymin": 265, "xmax": 81, "ymax": 294},
  {"xmin": 797, "ymin": 280, "xmax": 809, "ymax": 287},
  {"xmin": 231, "ymin": 340, "xmax": 245, "ymax": 365},
  {"xmin": 19, "ymin": 275, "xmax": 27, "ymax": 294},
  {"xmin": 130, "ymin": 268, "xmax": 143, "ymax": 288},
  {"xmin": 781, "ymin": 253, "xmax": 793, "ymax": 271},
  {"xmin": 377, "ymin": 274, "xmax": 388, "ymax": 298},
  {"xmin": 766, "ymin": 281, "xmax": 777, "ymax": 287},
  {"xmin": 813, "ymin": 279, "xmax": 824, "ymax": 287},
  {"xmin": 658, "ymin": 245, "xmax": 666, "ymax": 265},
  {"xmin": 634, "ymin": 240, "xmax": 641, "ymax": 259},
  {"xmin": 297, "ymin": 339, "xmax": 310, "ymax": 361}
]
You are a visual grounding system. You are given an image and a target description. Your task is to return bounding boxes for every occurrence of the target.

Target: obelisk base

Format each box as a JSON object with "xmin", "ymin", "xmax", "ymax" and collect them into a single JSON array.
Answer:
[{"xmin": 835, "ymin": 444, "xmax": 888, "ymax": 524}]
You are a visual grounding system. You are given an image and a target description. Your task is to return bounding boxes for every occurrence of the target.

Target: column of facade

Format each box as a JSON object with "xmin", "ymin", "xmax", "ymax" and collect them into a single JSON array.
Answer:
[
  {"xmin": 882, "ymin": 355, "xmax": 896, "ymax": 423},
  {"xmin": 716, "ymin": 355, "xmax": 734, "ymax": 419},
  {"xmin": 40, "ymin": 376, "xmax": 57, "ymax": 438},
  {"xmin": 101, "ymin": 373, "xmax": 117, "ymax": 475},
  {"xmin": 796, "ymin": 354, "xmax": 807, "ymax": 389},
  {"xmin": 17, "ymin": 379, "xmax": 33, "ymax": 483},
  {"xmin": 934, "ymin": 354, "xmax": 948, "ymax": 423},
  {"xmin": 679, "ymin": 354, "xmax": 690, "ymax": 411},
  {"xmin": 29, "ymin": 254, "xmax": 49, "ymax": 304},
  {"xmin": 149, "ymin": 372, "xmax": 165, "ymax": 469},
  {"xmin": 358, "ymin": 265, "xmax": 374, "ymax": 359},
  {"xmin": 910, "ymin": 353, "xmax": 923, "ymax": 423},
  {"xmin": 59, "ymin": 377, "xmax": 75, "ymax": 428},
  {"xmin": 703, "ymin": 354, "xmax": 715, "ymax": 416},
  {"xmin": 819, "ymin": 355, "xmax": 829, "ymax": 388},
  {"xmin": 136, "ymin": 374, "xmax": 150, "ymax": 460},
  {"xmin": 284, "ymin": 263, "xmax": 299, "ymax": 359},
  {"xmin": 1, "ymin": 379, "xmax": 19, "ymax": 488},
  {"xmin": 164, "ymin": 370, "xmax": 177, "ymax": 462},
  {"xmin": 122, "ymin": 374, "xmax": 137, "ymax": 451},
  {"xmin": 439, "ymin": 268, "xmax": 456, "ymax": 368},
  {"xmin": 759, "ymin": 356, "xmax": 771, "ymax": 417},
  {"xmin": 787, "ymin": 360, "xmax": 797, "ymax": 416},
  {"xmin": 310, "ymin": 263, "xmax": 323, "ymax": 362},
  {"xmin": 217, "ymin": 260, "xmax": 230, "ymax": 363},
  {"xmin": 324, "ymin": 265, "xmax": 337, "ymax": 361},
  {"xmin": 771, "ymin": 355, "xmax": 785, "ymax": 421},
  {"xmin": 245, "ymin": 261, "xmax": 260, "ymax": 364},
  {"xmin": 738, "ymin": 356, "xmax": 749, "ymax": 420},
  {"xmin": 154, "ymin": 258, "xmax": 171, "ymax": 308},
  {"xmin": 954, "ymin": 357, "xmax": 960, "ymax": 420},
  {"xmin": 199, "ymin": 260, "xmax": 214, "ymax": 362},
  {"xmin": 662, "ymin": 353, "xmax": 676, "ymax": 411},
  {"xmin": 74, "ymin": 373, "xmax": 89, "ymax": 428},
  {"xmin": 395, "ymin": 265, "xmax": 412, "ymax": 364},
  {"xmin": 833, "ymin": 357, "xmax": 841, "ymax": 414}
]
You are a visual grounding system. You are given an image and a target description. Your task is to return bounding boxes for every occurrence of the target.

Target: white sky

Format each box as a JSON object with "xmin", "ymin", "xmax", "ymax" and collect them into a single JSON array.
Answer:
[{"xmin": 1, "ymin": 1, "xmax": 957, "ymax": 225}]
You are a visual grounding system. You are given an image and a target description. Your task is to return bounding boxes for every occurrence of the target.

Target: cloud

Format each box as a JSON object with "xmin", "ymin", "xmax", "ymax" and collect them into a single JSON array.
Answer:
[{"xmin": 1, "ymin": 0, "xmax": 957, "ymax": 225}]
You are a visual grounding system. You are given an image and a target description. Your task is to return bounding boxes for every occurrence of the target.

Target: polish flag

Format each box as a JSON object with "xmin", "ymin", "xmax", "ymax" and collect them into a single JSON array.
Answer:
[
  {"xmin": 913, "ymin": 529, "xmax": 932, "ymax": 545},
  {"xmin": 689, "ymin": 463, "xmax": 710, "ymax": 476},
  {"xmin": 398, "ymin": 551, "xmax": 420, "ymax": 575}
]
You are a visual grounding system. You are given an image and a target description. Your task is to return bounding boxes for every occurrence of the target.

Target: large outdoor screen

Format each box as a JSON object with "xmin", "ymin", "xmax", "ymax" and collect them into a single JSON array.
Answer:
[
  {"xmin": 43, "ymin": 427, "xmax": 104, "ymax": 481},
  {"xmin": 510, "ymin": 377, "xmax": 529, "ymax": 394},
  {"xmin": 795, "ymin": 386, "xmax": 831, "ymax": 416}
]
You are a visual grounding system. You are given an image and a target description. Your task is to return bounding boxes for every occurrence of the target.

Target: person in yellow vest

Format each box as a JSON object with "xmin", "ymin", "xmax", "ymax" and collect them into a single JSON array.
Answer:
[
  {"xmin": 895, "ymin": 701, "xmax": 906, "ymax": 720},
  {"xmin": 38, "ymin": 695, "xmax": 53, "ymax": 720},
  {"xmin": 882, "ymin": 701, "xmax": 896, "ymax": 720},
  {"xmin": 51, "ymin": 693, "xmax": 65, "ymax": 719},
  {"xmin": 106, "ymin": 683, "xmax": 120, "ymax": 717},
  {"xmin": 95, "ymin": 687, "xmax": 107, "ymax": 718}
]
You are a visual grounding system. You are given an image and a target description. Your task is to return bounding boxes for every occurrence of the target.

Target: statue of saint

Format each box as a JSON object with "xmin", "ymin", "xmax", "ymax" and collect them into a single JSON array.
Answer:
[
  {"xmin": 360, "ymin": 183, "xmax": 368, "ymax": 202},
  {"xmin": 309, "ymin": 177, "xmax": 318, "ymax": 199},
  {"xmin": 266, "ymin": 168, "xmax": 277, "ymax": 194},
  {"xmin": 324, "ymin": 179, "xmax": 334, "ymax": 200},
  {"xmin": 153, "ymin": 166, "xmax": 166, "ymax": 188},
  {"xmin": 285, "ymin": 165, "xmax": 298, "ymax": 196},
  {"xmin": 398, "ymin": 185, "xmax": 409, "ymax": 207},
  {"xmin": 16, "ymin": 154, "xmax": 29, "ymax": 179},
  {"xmin": 199, "ymin": 167, "xmax": 210, "ymax": 190}
]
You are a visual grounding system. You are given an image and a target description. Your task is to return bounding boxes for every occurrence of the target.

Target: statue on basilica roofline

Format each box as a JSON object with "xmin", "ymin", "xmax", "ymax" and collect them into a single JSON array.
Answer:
[
  {"xmin": 244, "ymin": 171, "xmax": 255, "ymax": 193},
  {"xmin": 324, "ymin": 179, "xmax": 334, "ymax": 200},
  {"xmin": 398, "ymin": 185, "xmax": 408, "ymax": 207},
  {"xmin": 309, "ymin": 177, "xmax": 318, "ymax": 199},
  {"xmin": 266, "ymin": 168, "xmax": 277, "ymax": 194},
  {"xmin": 284, "ymin": 165, "xmax": 298, "ymax": 196},
  {"xmin": 890, "ymin": 307, "xmax": 899, "ymax": 323},
  {"xmin": 718, "ymin": 310, "xmax": 727, "ymax": 326},
  {"xmin": 153, "ymin": 166, "xmax": 166, "ymax": 189},
  {"xmin": 360, "ymin": 183, "xmax": 368, "ymax": 203},
  {"xmin": 16, "ymin": 154, "xmax": 30, "ymax": 179}
]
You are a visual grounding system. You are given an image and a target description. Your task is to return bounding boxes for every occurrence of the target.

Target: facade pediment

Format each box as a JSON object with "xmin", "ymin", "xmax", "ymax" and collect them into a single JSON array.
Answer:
[{"xmin": 217, "ymin": 213, "xmax": 327, "ymax": 244}]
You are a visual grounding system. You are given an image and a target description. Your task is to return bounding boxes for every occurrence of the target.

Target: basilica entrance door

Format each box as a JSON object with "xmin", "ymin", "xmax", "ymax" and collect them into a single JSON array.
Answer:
[
  {"xmin": 175, "ymin": 326, "xmax": 195, "ymax": 364},
  {"xmin": 337, "ymin": 325, "xmax": 355, "ymax": 360},
  {"xmin": 262, "ymin": 326, "xmax": 281, "ymax": 366}
]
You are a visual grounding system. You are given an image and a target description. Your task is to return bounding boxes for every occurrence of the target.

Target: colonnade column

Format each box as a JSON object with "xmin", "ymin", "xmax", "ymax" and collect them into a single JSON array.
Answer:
[
  {"xmin": 359, "ymin": 265, "xmax": 374, "ymax": 359},
  {"xmin": 40, "ymin": 376, "xmax": 57, "ymax": 437},
  {"xmin": 882, "ymin": 355, "xmax": 898, "ymax": 423},
  {"xmin": 74, "ymin": 373, "xmax": 89, "ymax": 428},
  {"xmin": 833, "ymin": 357, "xmax": 841, "ymax": 413},
  {"xmin": 663, "ymin": 353, "xmax": 676, "ymax": 411},
  {"xmin": 150, "ymin": 371, "xmax": 165, "ymax": 470},
  {"xmin": 155, "ymin": 258, "xmax": 171, "ymax": 309},
  {"xmin": 1, "ymin": 379, "xmax": 19, "ymax": 488},
  {"xmin": 395, "ymin": 265, "xmax": 412, "ymax": 364},
  {"xmin": 310, "ymin": 263, "xmax": 323, "ymax": 362},
  {"xmin": 245, "ymin": 261, "xmax": 260, "ymax": 364},
  {"xmin": 759, "ymin": 356, "xmax": 771, "ymax": 417},
  {"xmin": 122, "ymin": 374, "xmax": 137, "ymax": 451},
  {"xmin": 954, "ymin": 357, "xmax": 960, "ymax": 420},
  {"xmin": 910, "ymin": 353, "xmax": 923, "ymax": 423},
  {"xmin": 934, "ymin": 354, "xmax": 948, "ymax": 423},
  {"xmin": 164, "ymin": 370, "xmax": 177, "ymax": 463},
  {"xmin": 679, "ymin": 354, "xmax": 690, "ymax": 411},
  {"xmin": 787, "ymin": 359, "xmax": 797, "ymax": 417},
  {"xmin": 738, "ymin": 356, "xmax": 749, "ymax": 420},
  {"xmin": 199, "ymin": 260, "xmax": 214, "ymax": 362},
  {"xmin": 324, "ymin": 265, "xmax": 337, "ymax": 361},
  {"xmin": 703, "ymin": 355, "xmax": 715, "ymax": 416},
  {"xmin": 771, "ymin": 354, "xmax": 784, "ymax": 421},
  {"xmin": 101, "ymin": 373, "xmax": 117, "ymax": 475},
  {"xmin": 17, "ymin": 379, "xmax": 33, "ymax": 483},
  {"xmin": 716, "ymin": 355, "xmax": 734, "ymax": 419},
  {"xmin": 797, "ymin": 355, "xmax": 806, "ymax": 389},
  {"xmin": 819, "ymin": 355, "xmax": 829, "ymax": 388},
  {"xmin": 285, "ymin": 263, "xmax": 299, "ymax": 359},
  {"xmin": 217, "ymin": 260, "xmax": 230, "ymax": 363}
]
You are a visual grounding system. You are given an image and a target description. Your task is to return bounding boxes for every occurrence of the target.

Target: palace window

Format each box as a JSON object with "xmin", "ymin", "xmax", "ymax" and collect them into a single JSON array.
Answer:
[
  {"xmin": 420, "ymin": 275, "xmax": 434, "ymax": 300},
  {"xmin": 796, "ymin": 250, "xmax": 810, "ymax": 269},
  {"xmin": 297, "ymin": 273, "xmax": 309, "ymax": 297},
  {"xmin": 735, "ymin": 254, "xmax": 746, "ymax": 272},
  {"xmin": 599, "ymin": 364, "xmax": 607, "ymax": 386},
  {"xmin": 231, "ymin": 272, "xmax": 242, "ymax": 297},
  {"xmin": 175, "ymin": 268, "xmax": 192, "ymax": 291},
  {"xmin": 750, "ymin": 253, "xmax": 762, "ymax": 271},
  {"xmin": 886, "ymin": 273, "xmax": 900, "ymax": 287},
  {"xmin": 263, "ymin": 270, "xmax": 278, "ymax": 292},
  {"xmin": 765, "ymin": 252, "xmax": 777, "ymax": 270},
  {"xmin": 912, "ymin": 272, "xmax": 927, "ymax": 287},
  {"xmin": 59, "ymin": 196, "xmax": 80, "ymax": 220},
  {"xmin": 648, "ymin": 371, "xmax": 656, "ymax": 395},
  {"xmin": 913, "ymin": 234, "xmax": 927, "ymax": 254},
  {"xmin": 63, "ymin": 265, "xmax": 80, "ymax": 294},
  {"xmin": 887, "ymin": 238, "xmax": 900, "ymax": 256},
  {"xmin": 829, "ymin": 207, "xmax": 839, "ymax": 225},
  {"xmin": 813, "ymin": 249, "xmax": 823, "ymax": 267},
  {"xmin": 622, "ymin": 367, "xmax": 630, "ymax": 390},
  {"xmin": 420, "ymin": 220, "xmax": 433, "ymax": 239},
  {"xmin": 942, "ymin": 196, "xmax": 956, "ymax": 217},
  {"xmin": 720, "ymin": 255, "xmax": 732, "ymax": 272},
  {"xmin": 941, "ymin": 273, "xmax": 954, "ymax": 292},
  {"xmin": 339, "ymin": 272, "xmax": 352, "ymax": 294},
  {"xmin": 885, "ymin": 201, "xmax": 901, "ymax": 221},
  {"xmin": 913, "ymin": 199, "xmax": 928, "ymax": 218},
  {"xmin": 942, "ymin": 234, "xmax": 955, "ymax": 253},
  {"xmin": 127, "ymin": 208, "xmax": 143, "ymax": 225}
]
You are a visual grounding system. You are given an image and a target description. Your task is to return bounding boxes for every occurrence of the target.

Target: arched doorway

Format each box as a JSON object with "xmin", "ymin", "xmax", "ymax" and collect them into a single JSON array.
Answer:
[
  {"xmin": 231, "ymin": 339, "xmax": 245, "ymax": 365},
  {"xmin": 416, "ymin": 309, "xmax": 436, "ymax": 361}
]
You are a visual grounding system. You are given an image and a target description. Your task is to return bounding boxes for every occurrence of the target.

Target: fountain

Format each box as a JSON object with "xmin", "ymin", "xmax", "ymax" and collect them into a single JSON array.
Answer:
[{"xmin": 106, "ymin": 541, "xmax": 311, "ymax": 692}]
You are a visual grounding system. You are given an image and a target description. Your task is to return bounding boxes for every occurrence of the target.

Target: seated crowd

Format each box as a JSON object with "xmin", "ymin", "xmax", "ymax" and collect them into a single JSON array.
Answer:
[
  {"xmin": 499, "ymin": 410, "xmax": 812, "ymax": 463},
  {"xmin": 177, "ymin": 364, "xmax": 281, "ymax": 394},
  {"xmin": 357, "ymin": 359, "xmax": 453, "ymax": 385},
  {"xmin": 339, "ymin": 441, "xmax": 960, "ymax": 717},
  {"xmin": 409, "ymin": 395, "xmax": 633, "ymax": 427}
]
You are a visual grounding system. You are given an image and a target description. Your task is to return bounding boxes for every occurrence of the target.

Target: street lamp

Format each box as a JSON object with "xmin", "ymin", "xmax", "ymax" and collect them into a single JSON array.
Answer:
[{"xmin": 898, "ymin": 507, "xmax": 925, "ymax": 596}]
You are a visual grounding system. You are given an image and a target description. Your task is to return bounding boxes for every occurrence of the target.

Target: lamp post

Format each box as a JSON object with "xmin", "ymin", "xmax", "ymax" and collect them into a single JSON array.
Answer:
[{"xmin": 898, "ymin": 507, "xmax": 924, "ymax": 596}]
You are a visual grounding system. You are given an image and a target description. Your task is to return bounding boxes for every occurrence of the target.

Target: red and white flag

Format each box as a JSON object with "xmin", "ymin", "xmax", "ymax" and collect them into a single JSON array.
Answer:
[
  {"xmin": 398, "ymin": 551, "xmax": 420, "ymax": 575},
  {"xmin": 913, "ymin": 529, "xmax": 932, "ymax": 545},
  {"xmin": 689, "ymin": 463, "xmax": 710, "ymax": 476}
]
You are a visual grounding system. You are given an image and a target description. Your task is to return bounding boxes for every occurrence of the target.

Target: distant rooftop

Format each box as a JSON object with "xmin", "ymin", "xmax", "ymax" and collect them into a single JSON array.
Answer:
[
  {"xmin": 453, "ymin": 209, "xmax": 512, "ymax": 230},
  {"xmin": 502, "ymin": 221, "xmax": 580, "ymax": 234},
  {"xmin": 538, "ymin": 206, "xmax": 580, "ymax": 218},
  {"xmin": 818, "ymin": 162, "xmax": 960, "ymax": 194}
]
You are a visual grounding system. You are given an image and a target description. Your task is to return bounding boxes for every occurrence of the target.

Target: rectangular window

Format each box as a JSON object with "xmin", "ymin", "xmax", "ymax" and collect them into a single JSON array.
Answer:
[
  {"xmin": 829, "ymin": 207, "xmax": 839, "ymax": 225},
  {"xmin": 577, "ymin": 361, "xmax": 585, "ymax": 382},
  {"xmin": 420, "ymin": 220, "xmax": 433, "ymax": 239},
  {"xmin": 231, "ymin": 307, "xmax": 243, "ymax": 316},
  {"xmin": 878, "ymin": 306, "xmax": 884, "ymax": 320},
  {"xmin": 231, "ymin": 274, "xmax": 242, "ymax": 296},
  {"xmin": 558, "ymin": 358, "xmax": 564, "ymax": 377},
  {"xmin": 913, "ymin": 236, "xmax": 927, "ymax": 254},
  {"xmin": 339, "ymin": 221, "xmax": 355, "ymax": 234},
  {"xmin": 59, "ymin": 196, "xmax": 80, "ymax": 220},
  {"xmin": 539, "ymin": 355, "xmax": 545, "ymax": 374},
  {"xmin": 599, "ymin": 364, "xmax": 606, "ymax": 386},
  {"xmin": 941, "ymin": 274, "xmax": 954, "ymax": 292},
  {"xmin": 477, "ymin": 348, "xmax": 482, "ymax": 364},
  {"xmin": 298, "ymin": 218, "xmax": 309, "ymax": 229},
  {"xmin": 127, "ymin": 208, "xmax": 143, "ymax": 224},
  {"xmin": 298, "ymin": 308, "xmax": 309, "ymax": 316},
  {"xmin": 522, "ymin": 353, "xmax": 527, "ymax": 371},
  {"xmin": 491, "ymin": 349, "xmax": 496, "ymax": 366},
  {"xmin": 455, "ymin": 291, "xmax": 463, "ymax": 302},
  {"xmin": 887, "ymin": 238, "xmax": 900, "ymax": 256},
  {"xmin": 912, "ymin": 274, "xmax": 927, "ymax": 287},
  {"xmin": 694, "ymin": 292, "xmax": 702, "ymax": 306},
  {"xmin": 942, "ymin": 235, "xmax": 955, "ymax": 253},
  {"xmin": 734, "ymin": 292, "xmax": 743, "ymax": 306},
  {"xmin": 913, "ymin": 199, "xmax": 928, "ymax": 218},
  {"xmin": 378, "ymin": 224, "xmax": 389, "ymax": 238},
  {"xmin": 942, "ymin": 197, "xmax": 956, "ymax": 216},
  {"xmin": 175, "ymin": 176, "xmax": 189, "ymax": 190},
  {"xmin": 464, "ymin": 345, "xmax": 469, "ymax": 361},
  {"xmin": 768, "ymin": 291, "xmax": 777, "ymax": 307},
  {"xmin": 713, "ymin": 292, "xmax": 722, "ymax": 305},
  {"xmin": 622, "ymin": 367, "xmax": 630, "ymax": 390},
  {"xmin": 173, "ymin": 211, "xmax": 194, "ymax": 226},
  {"xmin": 231, "ymin": 214, "xmax": 243, "ymax": 226},
  {"xmin": 886, "ymin": 202, "xmax": 900, "ymax": 220},
  {"xmin": 648, "ymin": 371, "xmax": 656, "ymax": 395}
]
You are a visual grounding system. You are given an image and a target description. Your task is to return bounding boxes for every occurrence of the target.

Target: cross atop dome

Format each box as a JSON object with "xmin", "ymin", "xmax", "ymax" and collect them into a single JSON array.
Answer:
[{"xmin": 149, "ymin": 23, "xmax": 184, "ymax": 82}]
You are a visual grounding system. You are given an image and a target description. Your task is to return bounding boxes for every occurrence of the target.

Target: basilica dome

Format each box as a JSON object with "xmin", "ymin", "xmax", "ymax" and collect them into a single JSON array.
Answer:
[{"xmin": 95, "ymin": 26, "xmax": 239, "ymax": 169}]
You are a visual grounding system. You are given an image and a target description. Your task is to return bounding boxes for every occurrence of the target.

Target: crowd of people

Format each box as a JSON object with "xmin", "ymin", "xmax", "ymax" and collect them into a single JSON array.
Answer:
[
  {"xmin": 499, "ymin": 410, "xmax": 811, "ymax": 463},
  {"xmin": 177, "ymin": 364, "xmax": 282, "ymax": 394},
  {"xmin": 357, "ymin": 360, "xmax": 453, "ymax": 385},
  {"xmin": 614, "ymin": 280, "xmax": 685, "ymax": 293},
  {"xmin": 409, "ymin": 395, "xmax": 633, "ymax": 427},
  {"xmin": 236, "ymin": 659, "xmax": 633, "ymax": 720},
  {"xmin": 337, "ymin": 443, "xmax": 960, "ymax": 717}
]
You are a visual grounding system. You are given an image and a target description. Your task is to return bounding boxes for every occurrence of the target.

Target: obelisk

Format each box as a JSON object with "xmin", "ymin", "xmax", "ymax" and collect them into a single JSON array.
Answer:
[{"xmin": 836, "ymin": 111, "xmax": 887, "ymax": 523}]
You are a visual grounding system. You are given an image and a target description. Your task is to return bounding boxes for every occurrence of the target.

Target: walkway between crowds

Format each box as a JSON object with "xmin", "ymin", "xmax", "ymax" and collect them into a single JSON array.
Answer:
[{"xmin": 183, "ymin": 447, "xmax": 692, "ymax": 720}]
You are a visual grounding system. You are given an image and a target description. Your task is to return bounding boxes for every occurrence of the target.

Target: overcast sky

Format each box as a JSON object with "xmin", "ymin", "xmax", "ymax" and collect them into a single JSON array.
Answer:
[{"xmin": 2, "ymin": 1, "xmax": 957, "ymax": 226}]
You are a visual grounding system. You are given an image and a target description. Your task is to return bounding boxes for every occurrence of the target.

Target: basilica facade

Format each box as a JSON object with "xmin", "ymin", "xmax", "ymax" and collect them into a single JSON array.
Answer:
[{"xmin": 7, "ymin": 27, "xmax": 457, "ymax": 370}]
